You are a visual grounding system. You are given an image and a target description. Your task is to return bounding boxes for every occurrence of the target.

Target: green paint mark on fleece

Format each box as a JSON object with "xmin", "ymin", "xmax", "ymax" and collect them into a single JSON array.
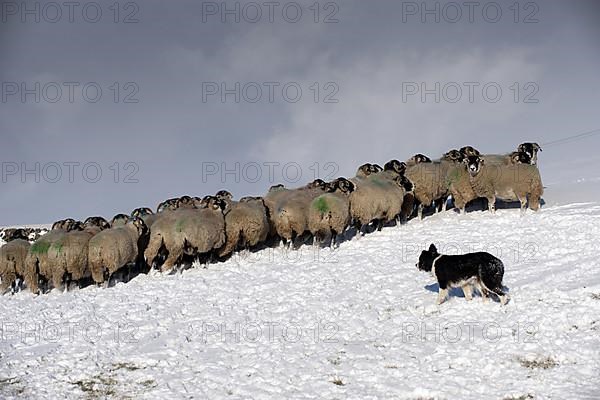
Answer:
[
  {"xmin": 314, "ymin": 197, "xmax": 329, "ymax": 213},
  {"xmin": 30, "ymin": 241, "xmax": 51, "ymax": 255},
  {"xmin": 51, "ymin": 242, "xmax": 64, "ymax": 254},
  {"xmin": 176, "ymin": 219, "xmax": 185, "ymax": 233},
  {"xmin": 446, "ymin": 167, "xmax": 464, "ymax": 186}
]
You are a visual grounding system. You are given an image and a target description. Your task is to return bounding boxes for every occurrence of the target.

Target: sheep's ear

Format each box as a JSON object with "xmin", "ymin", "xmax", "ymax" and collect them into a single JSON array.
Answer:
[
  {"xmin": 428, "ymin": 243, "xmax": 437, "ymax": 254},
  {"xmin": 535, "ymin": 143, "xmax": 542, "ymax": 151}
]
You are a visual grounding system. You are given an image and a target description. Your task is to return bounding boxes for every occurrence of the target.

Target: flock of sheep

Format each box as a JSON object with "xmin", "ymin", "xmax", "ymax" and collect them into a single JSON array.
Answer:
[{"xmin": 0, "ymin": 142, "xmax": 543, "ymax": 295}]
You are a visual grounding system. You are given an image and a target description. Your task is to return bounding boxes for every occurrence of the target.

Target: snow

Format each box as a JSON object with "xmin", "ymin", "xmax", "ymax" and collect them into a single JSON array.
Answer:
[{"xmin": 2, "ymin": 185, "xmax": 600, "ymax": 398}]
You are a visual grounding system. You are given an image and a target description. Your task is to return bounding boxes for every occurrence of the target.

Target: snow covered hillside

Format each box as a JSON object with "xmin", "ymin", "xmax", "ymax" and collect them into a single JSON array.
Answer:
[{"xmin": 1, "ymin": 194, "xmax": 600, "ymax": 398}]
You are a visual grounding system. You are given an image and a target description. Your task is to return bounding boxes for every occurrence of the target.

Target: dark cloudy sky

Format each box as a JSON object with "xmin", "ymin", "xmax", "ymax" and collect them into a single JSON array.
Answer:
[{"xmin": 1, "ymin": 0, "xmax": 599, "ymax": 225}]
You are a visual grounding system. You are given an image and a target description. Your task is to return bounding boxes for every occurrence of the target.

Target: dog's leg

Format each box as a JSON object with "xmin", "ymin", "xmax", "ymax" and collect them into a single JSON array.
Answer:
[
  {"xmin": 437, "ymin": 287, "xmax": 448, "ymax": 305},
  {"xmin": 462, "ymin": 284, "xmax": 473, "ymax": 301},
  {"xmin": 476, "ymin": 281, "xmax": 488, "ymax": 302}
]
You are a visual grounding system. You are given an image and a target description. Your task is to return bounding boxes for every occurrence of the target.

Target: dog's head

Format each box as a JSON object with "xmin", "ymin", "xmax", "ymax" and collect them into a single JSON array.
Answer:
[{"xmin": 416, "ymin": 243, "xmax": 440, "ymax": 272}]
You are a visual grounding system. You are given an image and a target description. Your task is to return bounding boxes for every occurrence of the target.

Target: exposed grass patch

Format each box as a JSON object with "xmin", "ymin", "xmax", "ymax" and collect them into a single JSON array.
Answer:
[
  {"xmin": 331, "ymin": 377, "xmax": 345, "ymax": 386},
  {"xmin": 0, "ymin": 377, "xmax": 25, "ymax": 396},
  {"xmin": 590, "ymin": 293, "xmax": 600, "ymax": 300},
  {"xmin": 111, "ymin": 362, "xmax": 141, "ymax": 372},
  {"xmin": 518, "ymin": 356, "xmax": 558, "ymax": 370},
  {"xmin": 71, "ymin": 375, "xmax": 118, "ymax": 399},
  {"xmin": 71, "ymin": 363, "xmax": 155, "ymax": 399},
  {"xmin": 502, "ymin": 394, "xmax": 534, "ymax": 400}
]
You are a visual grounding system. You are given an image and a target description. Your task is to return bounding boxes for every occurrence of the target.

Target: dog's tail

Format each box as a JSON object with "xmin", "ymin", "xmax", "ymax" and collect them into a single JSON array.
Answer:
[{"xmin": 478, "ymin": 279, "xmax": 509, "ymax": 305}]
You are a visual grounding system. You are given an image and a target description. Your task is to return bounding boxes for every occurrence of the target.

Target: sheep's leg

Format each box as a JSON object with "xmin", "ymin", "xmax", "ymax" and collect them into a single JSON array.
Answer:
[
  {"xmin": 1, "ymin": 270, "xmax": 15, "ymax": 294},
  {"xmin": 441, "ymin": 197, "xmax": 448, "ymax": 212},
  {"xmin": 519, "ymin": 196, "xmax": 527, "ymax": 214},
  {"xmin": 417, "ymin": 204, "xmax": 424, "ymax": 220},
  {"xmin": 488, "ymin": 196, "xmax": 496, "ymax": 213},
  {"xmin": 51, "ymin": 270, "xmax": 64, "ymax": 293},
  {"xmin": 102, "ymin": 268, "xmax": 111, "ymax": 288},
  {"xmin": 161, "ymin": 248, "xmax": 183, "ymax": 273}
]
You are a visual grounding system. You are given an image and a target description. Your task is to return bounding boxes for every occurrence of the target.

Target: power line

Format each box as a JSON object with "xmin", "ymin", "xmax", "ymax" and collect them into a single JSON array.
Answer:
[{"xmin": 541, "ymin": 128, "xmax": 600, "ymax": 148}]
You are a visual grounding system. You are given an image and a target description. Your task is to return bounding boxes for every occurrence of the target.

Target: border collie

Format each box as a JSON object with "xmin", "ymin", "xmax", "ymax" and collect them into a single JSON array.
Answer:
[{"xmin": 416, "ymin": 244, "xmax": 508, "ymax": 305}]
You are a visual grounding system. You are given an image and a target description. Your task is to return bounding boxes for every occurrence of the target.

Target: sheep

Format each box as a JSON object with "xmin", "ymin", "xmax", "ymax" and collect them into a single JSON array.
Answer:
[
  {"xmin": 481, "ymin": 151, "xmax": 532, "ymax": 166},
  {"xmin": 110, "ymin": 213, "xmax": 130, "ymax": 227},
  {"xmin": 459, "ymin": 146, "xmax": 481, "ymax": 157},
  {"xmin": 266, "ymin": 179, "xmax": 329, "ymax": 247},
  {"xmin": 308, "ymin": 177, "xmax": 355, "ymax": 246},
  {"xmin": 350, "ymin": 161, "xmax": 413, "ymax": 232},
  {"xmin": 355, "ymin": 163, "xmax": 383, "ymax": 178},
  {"xmin": 404, "ymin": 152, "xmax": 461, "ymax": 219},
  {"xmin": 462, "ymin": 155, "xmax": 544, "ymax": 212},
  {"xmin": 144, "ymin": 196, "xmax": 227, "ymax": 272},
  {"xmin": 24, "ymin": 219, "xmax": 83, "ymax": 294},
  {"xmin": 51, "ymin": 218, "xmax": 83, "ymax": 231},
  {"xmin": 156, "ymin": 195, "xmax": 197, "ymax": 213},
  {"xmin": 44, "ymin": 217, "xmax": 110, "ymax": 291},
  {"xmin": 88, "ymin": 217, "xmax": 149, "ymax": 286},
  {"xmin": 0, "ymin": 229, "xmax": 30, "ymax": 294},
  {"xmin": 131, "ymin": 207, "xmax": 159, "ymax": 228},
  {"xmin": 406, "ymin": 154, "xmax": 432, "ymax": 167},
  {"xmin": 218, "ymin": 195, "xmax": 270, "ymax": 257},
  {"xmin": 518, "ymin": 142, "xmax": 542, "ymax": 165}
]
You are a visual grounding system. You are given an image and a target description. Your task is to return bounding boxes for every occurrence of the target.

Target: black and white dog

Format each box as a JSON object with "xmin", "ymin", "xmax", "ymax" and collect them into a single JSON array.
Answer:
[{"xmin": 416, "ymin": 244, "xmax": 508, "ymax": 305}]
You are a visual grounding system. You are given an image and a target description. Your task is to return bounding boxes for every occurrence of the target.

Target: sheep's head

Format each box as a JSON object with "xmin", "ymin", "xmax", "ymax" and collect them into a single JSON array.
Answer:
[
  {"xmin": 416, "ymin": 243, "xmax": 439, "ymax": 272},
  {"xmin": 176, "ymin": 195, "xmax": 196, "ymax": 209},
  {"xmin": 442, "ymin": 149, "xmax": 464, "ymax": 162},
  {"xmin": 269, "ymin": 183, "xmax": 285, "ymax": 192},
  {"xmin": 408, "ymin": 154, "xmax": 432, "ymax": 165},
  {"xmin": 157, "ymin": 198, "xmax": 178, "ymax": 213},
  {"xmin": 395, "ymin": 175, "xmax": 414, "ymax": 193},
  {"xmin": 130, "ymin": 217, "xmax": 149, "ymax": 238},
  {"xmin": 84, "ymin": 216, "xmax": 110, "ymax": 231},
  {"xmin": 370, "ymin": 164, "xmax": 383, "ymax": 173},
  {"xmin": 240, "ymin": 196, "xmax": 263, "ymax": 203},
  {"xmin": 111, "ymin": 214, "xmax": 130, "ymax": 227},
  {"xmin": 5, "ymin": 228, "xmax": 28, "ymax": 241},
  {"xmin": 517, "ymin": 142, "xmax": 542, "ymax": 165},
  {"xmin": 307, "ymin": 179, "xmax": 327, "ymax": 190},
  {"xmin": 52, "ymin": 218, "xmax": 76, "ymax": 231},
  {"xmin": 356, "ymin": 163, "xmax": 373, "ymax": 177},
  {"xmin": 509, "ymin": 151, "xmax": 532, "ymax": 165},
  {"xmin": 459, "ymin": 146, "xmax": 481, "ymax": 158},
  {"xmin": 200, "ymin": 195, "xmax": 227, "ymax": 212},
  {"xmin": 131, "ymin": 207, "xmax": 154, "ymax": 218},
  {"xmin": 384, "ymin": 159, "xmax": 407, "ymax": 175},
  {"xmin": 464, "ymin": 155, "xmax": 483, "ymax": 176},
  {"xmin": 335, "ymin": 178, "xmax": 355, "ymax": 194},
  {"xmin": 215, "ymin": 190, "xmax": 233, "ymax": 200}
]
